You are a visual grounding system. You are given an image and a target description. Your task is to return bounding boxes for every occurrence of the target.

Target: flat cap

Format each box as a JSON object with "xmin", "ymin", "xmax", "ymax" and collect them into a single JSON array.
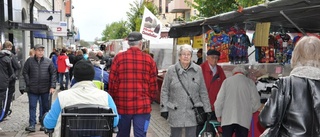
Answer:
[
  {"xmin": 127, "ymin": 32, "xmax": 142, "ymax": 42},
  {"xmin": 207, "ymin": 49, "xmax": 220, "ymax": 56},
  {"xmin": 34, "ymin": 44, "xmax": 45, "ymax": 49}
]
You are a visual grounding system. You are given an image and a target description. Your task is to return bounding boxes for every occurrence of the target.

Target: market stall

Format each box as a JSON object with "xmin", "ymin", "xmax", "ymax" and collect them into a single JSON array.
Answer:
[{"xmin": 157, "ymin": 0, "xmax": 320, "ymax": 136}]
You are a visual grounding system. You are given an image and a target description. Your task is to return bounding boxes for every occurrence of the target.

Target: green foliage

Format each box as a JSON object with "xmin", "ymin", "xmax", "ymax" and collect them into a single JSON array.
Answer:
[
  {"xmin": 79, "ymin": 39, "xmax": 90, "ymax": 47},
  {"xmin": 126, "ymin": 0, "xmax": 158, "ymax": 32},
  {"xmin": 186, "ymin": 0, "xmax": 264, "ymax": 18},
  {"xmin": 101, "ymin": 20, "xmax": 131, "ymax": 41}
]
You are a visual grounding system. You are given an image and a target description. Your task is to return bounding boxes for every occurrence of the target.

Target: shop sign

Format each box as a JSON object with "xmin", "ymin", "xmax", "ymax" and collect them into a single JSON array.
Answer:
[
  {"xmin": 177, "ymin": 37, "xmax": 190, "ymax": 45},
  {"xmin": 193, "ymin": 35, "xmax": 203, "ymax": 48}
]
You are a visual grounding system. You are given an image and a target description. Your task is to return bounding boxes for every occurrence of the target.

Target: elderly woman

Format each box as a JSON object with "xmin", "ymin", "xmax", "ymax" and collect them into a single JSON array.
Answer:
[
  {"xmin": 160, "ymin": 44, "xmax": 211, "ymax": 137},
  {"xmin": 259, "ymin": 36, "xmax": 320, "ymax": 136},
  {"xmin": 214, "ymin": 65, "xmax": 262, "ymax": 137}
]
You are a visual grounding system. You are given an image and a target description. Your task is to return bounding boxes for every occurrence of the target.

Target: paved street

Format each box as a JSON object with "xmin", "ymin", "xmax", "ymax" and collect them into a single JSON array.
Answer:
[{"xmin": 0, "ymin": 81, "xmax": 170, "ymax": 137}]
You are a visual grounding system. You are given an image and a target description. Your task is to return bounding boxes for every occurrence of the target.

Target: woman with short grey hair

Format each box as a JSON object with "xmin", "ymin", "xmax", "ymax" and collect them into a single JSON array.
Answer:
[
  {"xmin": 259, "ymin": 36, "xmax": 320, "ymax": 136},
  {"xmin": 160, "ymin": 44, "xmax": 211, "ymax": 137},
  {"xmin": 291, "ymin": 36, "xmax": 320, "ymax": 68}
]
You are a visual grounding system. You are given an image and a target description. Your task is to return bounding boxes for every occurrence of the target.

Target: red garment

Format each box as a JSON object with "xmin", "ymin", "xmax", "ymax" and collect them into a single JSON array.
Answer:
[
  {"xmin": 200, "ymin": 61, "xmax": 226, "ymax": 111},
  {"xmin": 57, "ymin": 54, "xmax": 68, "ymax": 73},
  {"xmin": 108, "ymin": 47, "xmax": 158, "ymax": 115}
]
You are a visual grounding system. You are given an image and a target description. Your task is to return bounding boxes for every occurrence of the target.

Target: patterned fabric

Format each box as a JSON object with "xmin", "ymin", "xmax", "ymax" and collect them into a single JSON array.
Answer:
[
  {"xmin": 108, "ymin": 47, "xmax": 158, "ymax": 115},
  {"xmin": 209, "ymin": 33, "xmax": 230, "ymax": 63},
  {"xmin": 230, "ymin": 33, "xmax": 251, "ymax": 64}
]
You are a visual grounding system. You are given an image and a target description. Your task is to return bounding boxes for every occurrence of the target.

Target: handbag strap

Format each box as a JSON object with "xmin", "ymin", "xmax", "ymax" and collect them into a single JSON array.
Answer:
[
  {"xmin": 276, "ymin": 77, "xmax": 291, "ymax": 127},
  {"xmin": 175, "ymin": 67, "xmax": 195, "ymax": 106}
]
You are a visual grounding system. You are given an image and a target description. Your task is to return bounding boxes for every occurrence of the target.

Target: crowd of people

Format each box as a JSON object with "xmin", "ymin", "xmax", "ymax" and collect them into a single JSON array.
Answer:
[{"xmin": 0, "ymin": 34, "xmax": 320, "ymax": 137}]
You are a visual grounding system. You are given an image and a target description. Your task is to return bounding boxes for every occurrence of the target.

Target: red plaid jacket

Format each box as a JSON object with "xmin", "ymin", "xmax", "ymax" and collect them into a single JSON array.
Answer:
[{"xmin": 108, "ymin": 47, "xmax": 158, "ymax": 114}]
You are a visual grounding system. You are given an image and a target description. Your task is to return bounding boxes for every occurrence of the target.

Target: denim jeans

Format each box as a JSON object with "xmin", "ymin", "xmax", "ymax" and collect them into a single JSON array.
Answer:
[
  {"xmin": 117, "ymin": 114, "xmax": 150, "ymax": 137},
  {"xmin": 27, "ymin": 92, "xmax": 50, "ymax": 126},
  {"xmin": 59, "ymin": 72, "xmax": 69, "ymax": 89}
]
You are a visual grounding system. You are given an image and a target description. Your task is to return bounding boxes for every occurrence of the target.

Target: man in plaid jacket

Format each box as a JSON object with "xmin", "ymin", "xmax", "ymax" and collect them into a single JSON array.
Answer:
[{"xmin": 108, "ymin": 32, "xmax": 158, "ymax": 137}]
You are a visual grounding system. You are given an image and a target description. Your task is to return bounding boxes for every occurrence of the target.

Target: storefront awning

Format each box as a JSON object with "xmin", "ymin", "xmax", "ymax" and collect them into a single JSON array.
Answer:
[
  {"xmin": 6, "ymin": 21, "xmax": 49, "ymax": 31},
  {"xmin": 47, "ymin": 31, "xmax": 54, "ymax": 40},
  {"xmin": 33, "ymin": 30, "xmax": 47, "ymax": 39}
]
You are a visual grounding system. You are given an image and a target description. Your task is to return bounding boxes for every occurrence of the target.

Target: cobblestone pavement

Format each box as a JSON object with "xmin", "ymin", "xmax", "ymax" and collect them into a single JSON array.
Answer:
[{"xmin": 0, "ymin": 87, "xmax": 171, "ymax": 137}]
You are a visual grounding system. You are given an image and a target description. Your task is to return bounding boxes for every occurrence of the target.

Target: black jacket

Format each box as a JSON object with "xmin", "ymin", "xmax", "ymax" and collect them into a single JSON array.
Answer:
[
  {"xmin": 259, "ymin": 75, "xmax": 320, "ymax": 137},
  {"xmin": 23, "ymin": 56, "xmax": 56, "ymax": 94},
  {"xmin": 0, "ymin": 52, "xmax": 14, "ymax": 90},
  {"xmin": 74, "ymin": 55, "xmax": 84, "ymax": 66},
  {"xmin": 2, "ymin": 50, "xmax": 21, "ymax": 84}
]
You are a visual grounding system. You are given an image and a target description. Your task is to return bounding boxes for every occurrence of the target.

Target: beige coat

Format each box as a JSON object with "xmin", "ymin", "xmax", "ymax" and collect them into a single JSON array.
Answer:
[{"xmin": 214, "ymin": 73, "xmax": 261, "ymax": 129}]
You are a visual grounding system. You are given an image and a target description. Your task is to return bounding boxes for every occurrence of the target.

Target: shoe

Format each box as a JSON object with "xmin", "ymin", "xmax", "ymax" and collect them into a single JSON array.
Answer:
[
  {"xmin": 59, "ymin": 87, "xmax": 64, "ymax": 90},
  {"xmin": 25, "ymin": 125, "xmax": 35, "ymax": 132},
  {"xmin": 40, "ymin": 126, "xmax": 45, "ymax": 131}
]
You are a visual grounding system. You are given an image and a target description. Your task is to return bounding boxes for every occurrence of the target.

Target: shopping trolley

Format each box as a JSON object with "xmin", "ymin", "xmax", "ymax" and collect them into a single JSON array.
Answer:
[
  {"xmin": 198, "ymin": 120, "xmax": 222, "ymax": 137},
  {"xmin": 44, "ymin": 104, "xmax": 117, "ymax": 137}
]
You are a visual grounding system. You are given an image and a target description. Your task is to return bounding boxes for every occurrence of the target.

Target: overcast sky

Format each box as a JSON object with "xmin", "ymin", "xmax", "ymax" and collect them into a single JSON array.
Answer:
[{"xmin": 73, "ymin": 0, "xmax": 137, "ymax": 41}]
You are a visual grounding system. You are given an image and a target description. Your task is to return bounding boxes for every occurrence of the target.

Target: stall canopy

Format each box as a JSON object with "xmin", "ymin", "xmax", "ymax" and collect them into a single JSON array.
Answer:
[{"xmin": 169, "ymin": 0, "xmax": 320, "ymax": 38}]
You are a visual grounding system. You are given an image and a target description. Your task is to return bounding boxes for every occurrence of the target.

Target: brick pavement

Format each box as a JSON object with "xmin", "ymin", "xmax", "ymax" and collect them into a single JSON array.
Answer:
[{"xmin": 0, "ymin": 89, "xmax": 170, "ymax": 137}]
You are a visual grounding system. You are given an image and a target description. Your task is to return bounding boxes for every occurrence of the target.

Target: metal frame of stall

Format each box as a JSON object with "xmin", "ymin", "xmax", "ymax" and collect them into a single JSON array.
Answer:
[{"xmin": 169, "ymin": 0, "xmax": 320, "ymax": 78}]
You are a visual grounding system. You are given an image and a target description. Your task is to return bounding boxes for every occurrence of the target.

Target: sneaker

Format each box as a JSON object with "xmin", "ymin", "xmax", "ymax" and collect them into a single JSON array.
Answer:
[
  {"xmin": 40, "ymin": 126, "xmax": 45, "ymax": 131},
  {"xmin": 25, "ymin": 125, "xmax": 35, "ymax": 132}
]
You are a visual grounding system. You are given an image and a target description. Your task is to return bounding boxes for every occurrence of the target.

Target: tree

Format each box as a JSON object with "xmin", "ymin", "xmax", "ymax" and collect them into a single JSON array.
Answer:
[
  {"xmin": 126, "ymin": 0, "xmax": 158, "ymax": 32},
  {"xmin": 101, "ymin": 21, "xmax": 131, "ymax": 41},
  {"xmin": 186, "ymin": 0, "xmax": 264, "ymax": 18},
  {"xmin": 79, "ymin": 39, "xmax": 90, "ymax": 47}
]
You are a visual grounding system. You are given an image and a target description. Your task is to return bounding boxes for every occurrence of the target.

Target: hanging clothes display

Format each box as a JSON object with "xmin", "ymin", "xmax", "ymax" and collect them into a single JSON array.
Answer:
[
  {"xmin": 275, "ymin": 33, "xmax": 292, "ymax": 64},
  {"xmin": 208, "ymin": 27, "xmax": 230, "ymax": 63},
  {"xmin": 229, "ymin": 28, "xmax": 251, "ymax": 64},
  {"xmin": 254, "ymin": 35, "xmax": 276, "ymax": 63},
  {"xmin": 293, "ymin": 35, "xmax": 302, "ymax": 46}
]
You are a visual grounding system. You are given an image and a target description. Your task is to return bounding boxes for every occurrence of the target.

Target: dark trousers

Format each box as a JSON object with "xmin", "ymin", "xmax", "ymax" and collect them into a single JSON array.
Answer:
[
  {"xmin": 0, "ymin": 89, "xmax": 8, "ymax": 121},
  {"xmin": 27, "ymin": 92, "xmax": 50, "ymax": 126},
  {"xmin": 116, "ymin": 114, "xmax": 150, "ymax": 137},
  {"xmin": 222, "ymin": 124, "xmax": 248, "ymax": 137},
  {"xmin": 69, "ymin": 68, "xmax": 73, "ymax": 81},
  {"xmin": 59, "ymin": 72, "xmax": 69, "ymax": 90},
  {"xmin": 4, "ymin": 82, "xmax": 15, "ymax": 118},
  {"xmin": 196, "ymin": 111, "xmax": 217, "ymax": 136},
  {"xmin": 171, "ymin": 126, "xmax": 197, "ymax": 137}
]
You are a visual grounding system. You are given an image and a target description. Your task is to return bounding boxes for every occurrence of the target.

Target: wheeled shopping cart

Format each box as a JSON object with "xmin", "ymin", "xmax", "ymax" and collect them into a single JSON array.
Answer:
[
  {"xmin": 46, "ymin": 104, "xmax": 117, "ymax": 137},
  {"xmin": 198, "ymin": 120, "xmax": 222, "ymax": 137}
]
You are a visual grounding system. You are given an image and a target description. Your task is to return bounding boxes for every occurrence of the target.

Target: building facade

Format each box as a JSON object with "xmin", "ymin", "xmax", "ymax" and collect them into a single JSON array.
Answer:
[{"xmin": 0, "ymin": 0, "xmax": 77, "ymax": 64}]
